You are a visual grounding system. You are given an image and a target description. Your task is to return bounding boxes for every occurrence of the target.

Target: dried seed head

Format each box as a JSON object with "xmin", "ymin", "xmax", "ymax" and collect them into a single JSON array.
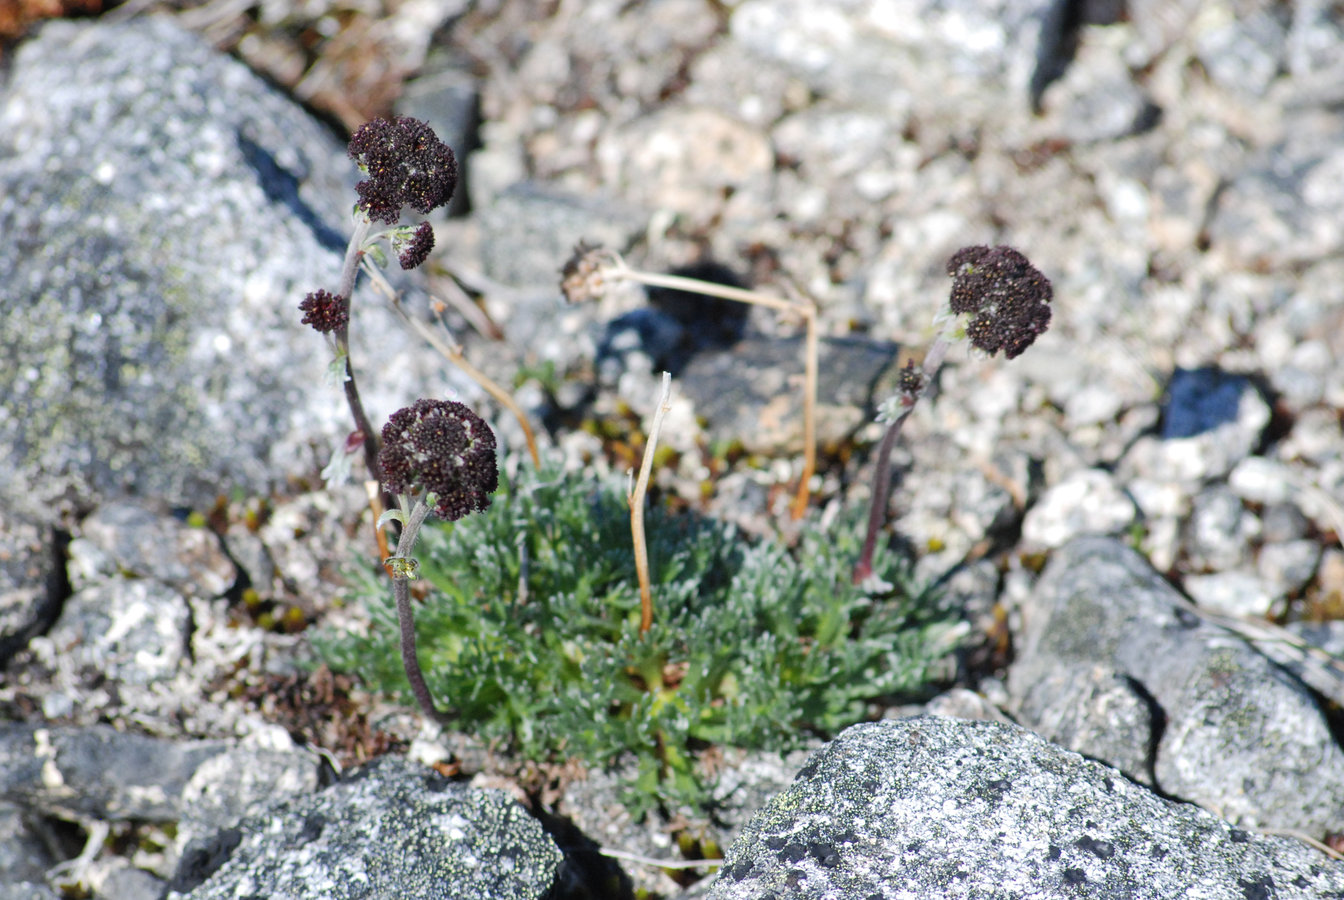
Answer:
[
  {"xmin": 560, "ymin": 241, "xmax": 613, "ymax": 304},
  {"xmin": 348, "ymin": 117, "xmax": 458, "ymax": 225}
]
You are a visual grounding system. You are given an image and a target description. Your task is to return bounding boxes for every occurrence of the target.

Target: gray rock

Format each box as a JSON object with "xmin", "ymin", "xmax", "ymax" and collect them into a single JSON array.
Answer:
[
  {"xmin": 92, "ymin": 862, "xmax": 165, "ymax": 900},
  {"xmin": 0, "ymin": 801, "xmax": 56, "ymax": 886},
  {"xmin": 1020, "ymin": 467, "xmax": 1137, "ymax": 549},
  {"xmin": 168, "ymin": 755, "xmax": 561, "ymax": 900},
  {"xmin": 176, "ymin": 746, "xmax": 330, "ymax": 853},
  {"xmin": 1034, "ymin": 24, "xmax": 1158, "ymax": 142},
  {"xmin": 1012, "ymin": 661, "xmax": 1155, "ymax": 785},
  {"xmin": 729, "ymin": 0, "xmax": 1050, "ymax": 119},
  {"xmin": 0, "ymin": 724, "xmax": 228, "ymax": 822},
  {"xmin": 43, "ymin": 576, "xmax": 193, "ymax": 688},
  {"xmin": 0, "ymin": 18, "xmax": 456, "ymax": 525},
  {"xmin": 1009, "ymin": 537, "xmax": 1344, "ymax": 836},
  {"xmin": 1286, "ymin": 0, "xmax": 1344, "ymax": 77},
  {"xmin": 72, "ymin": 500, "xmax": 235, "ymax": 599},
  {"xmin": 1119, "ymin": 368, "xmax": 1270, "ymax": 490},
  {"xmin": 1182, "ymin": 569, "xmax": 1276, "ymax": 618},
  {"xmin": 1194, "ymin": 7, "xmax": 1288, "ymax": 98},
  {"xmin": 0, "ymin": 883, "xmax": 59, "ymax": 900},
  {"xmin": 1181, "ymin": 484, "xmax": 1257, "ymax": 572},
  {"xmin": 0, "ymin": 513, "xmax": 62, "ymax": 668},
  {"xmin": 1207, "ymin": 111, "xmax": 1344, "ymax": 269},
  {"xmin": 706, "ymin": 717, "xmax": 1344, "ymax": 900}
]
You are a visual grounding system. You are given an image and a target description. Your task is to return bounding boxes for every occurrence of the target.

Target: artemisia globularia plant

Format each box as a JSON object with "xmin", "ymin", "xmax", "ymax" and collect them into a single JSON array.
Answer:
[{"xmin": 300, "ymin": 116, "xmax": 497, "ymax": 725}]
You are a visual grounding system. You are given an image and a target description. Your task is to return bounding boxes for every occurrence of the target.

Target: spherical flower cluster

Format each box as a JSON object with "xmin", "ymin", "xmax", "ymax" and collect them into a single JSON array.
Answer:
[
  {"xmin": 379, "ymin": 399, "xmax": 498, "ymax": 521},
  {"xmin": 298, "ymin": 289, "xmax": 348, "ymax": 334},
  {"xmin": 347, "ymin": 117, "xmax": 458, "ymax": 225},
  {"xmin": 396, "ymin": 221, "xmax": 435, "ymax": 270},
  {"xmin": 946, "ymin": 245, "xmax": 1052, "ymax": 359}
]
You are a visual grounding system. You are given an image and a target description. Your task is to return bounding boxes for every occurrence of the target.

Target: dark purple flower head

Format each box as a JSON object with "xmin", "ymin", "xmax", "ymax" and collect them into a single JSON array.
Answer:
[
  {"xmin": 299, "ymin": 289, "xmax": 348, "ymax": 334},
  {"xmin": 348, "ymin": 117, "xmax": 458, "ymax": 225},
  {"xmin": 396, "ymin": 221, "xmax": 435, "ymax": 270},
  {"xmin": 946, "ymin": 245, "xmax": 1052, "ymax": 359},
  {"xmin": 379, "ymin": 399, "xmax": 498, "ymax": 521}
]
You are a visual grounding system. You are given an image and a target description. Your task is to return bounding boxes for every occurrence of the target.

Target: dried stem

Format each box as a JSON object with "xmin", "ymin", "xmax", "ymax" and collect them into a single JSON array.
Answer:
[
  {"xmin": 366, "ymin": 263, "xmax": 541, "ymax": 467},
  {"xmin": 607, "ymin": 259, "xmax": 818, "ymax": 519},
  {"xmin": 628, "ymin": 372, "xmax": 674, "ymax": 635}
]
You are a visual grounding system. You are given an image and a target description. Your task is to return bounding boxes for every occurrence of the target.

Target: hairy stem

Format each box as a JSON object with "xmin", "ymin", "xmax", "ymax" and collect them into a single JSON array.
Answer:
[
  {"xmin": 331, "ymin": 217, "xmax": 386, "ymax": 497},
  {"xmin": 389, "ymin": 498, "xmax": 454, "ymax": 726},
  {"xmin": 853, "ymin": 331, "xmax": 954, "ymax": 584}
]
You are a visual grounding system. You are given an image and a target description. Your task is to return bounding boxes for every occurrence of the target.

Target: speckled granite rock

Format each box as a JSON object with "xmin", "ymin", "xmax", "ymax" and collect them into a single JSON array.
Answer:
[
  {"xmin": 1009, "ymin": 537, "xmax": 1344, "ymax": 837},
  {"xmin": 167, "ymin": 756, "xmax": 562, "ymax": 900},
  {"xmin": 706, "ymin": 717, "xmax": 1344, "ymax": 900},
  {"xmin": 0, "ymin": 17, "xmax": 460, "ymax": 525}
]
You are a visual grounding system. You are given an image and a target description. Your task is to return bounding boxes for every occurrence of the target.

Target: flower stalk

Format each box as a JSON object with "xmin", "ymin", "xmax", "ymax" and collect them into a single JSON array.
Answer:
[{"xmin": 853, "ymin": 245, "xmax": 1053, "ymax": 583}]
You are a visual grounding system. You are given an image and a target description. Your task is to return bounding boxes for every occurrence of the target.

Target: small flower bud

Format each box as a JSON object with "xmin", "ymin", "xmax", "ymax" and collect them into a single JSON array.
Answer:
[
  {"xmin": 946, "ymin": 245, "xmax": 1052, "ymax": 359},
  {"xmin": 379, "ymin": 399, "xmax": 498, "ymax": 521},
  {"xmin": 396, "ymin": 221, "xmax": 435, "ymax": 270},
  {"xmin": 299, "ymin": 289, "xmax": 348, "ymax": 333},
  {"xmin": 898, "ymin": 359, "xmax": 925, "ymax": 400}
]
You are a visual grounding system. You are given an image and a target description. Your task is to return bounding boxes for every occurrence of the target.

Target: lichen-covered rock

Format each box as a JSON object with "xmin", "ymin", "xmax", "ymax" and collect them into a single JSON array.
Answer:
[
  {"xmin": 707, "ymin": 717, "xmax": 1344, "ymax": 900},
  {"xmin": 167, "ymin": 756, "xmax": 561, "ymax": 900}
]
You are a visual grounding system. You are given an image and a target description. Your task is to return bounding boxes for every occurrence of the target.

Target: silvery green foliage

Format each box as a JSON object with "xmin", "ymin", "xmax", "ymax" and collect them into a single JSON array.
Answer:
[{"xmin": 317, "ymin": 463, "xmax": 958, "ymax": 818}]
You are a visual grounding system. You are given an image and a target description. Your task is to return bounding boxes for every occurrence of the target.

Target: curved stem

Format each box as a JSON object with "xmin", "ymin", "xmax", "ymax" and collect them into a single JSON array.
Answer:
[
  {"xmin": 853, "ymin": 331, "xmax": 955, "ymax": 583},
  {"xmin": 389, "ymin": 498, "xmax": 454, "ymax": 726},
  {"xmin": 330, "ymin": 217, "xmax": 392, "ymax": 515}
]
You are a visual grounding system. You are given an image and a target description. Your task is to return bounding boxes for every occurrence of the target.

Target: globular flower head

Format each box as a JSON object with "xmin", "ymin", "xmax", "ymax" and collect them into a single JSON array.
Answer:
[
  {"xmin": 348, "ymin": 117, "xmax": 458, "ymax": 225},
  {"xmin": 396, "ymin": 221, "xmax": 435, "ymax": 270},
  {"xmin": 379, "ymin": 399, "xmax": 498, "ymax": 521},
  {"xmin": 299, "ymin": 289, "xmax": 348, "ymax": 333},
  {"xmin": 946, "ymin": 245, "xmax": 1052, "ymax": 359}
]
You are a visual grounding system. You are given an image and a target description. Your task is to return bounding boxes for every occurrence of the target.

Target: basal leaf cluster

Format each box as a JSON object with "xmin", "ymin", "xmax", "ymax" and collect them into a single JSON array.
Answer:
[{"xmin": 316, "ymin": 462, "xmax": 956, "ymax": 815}]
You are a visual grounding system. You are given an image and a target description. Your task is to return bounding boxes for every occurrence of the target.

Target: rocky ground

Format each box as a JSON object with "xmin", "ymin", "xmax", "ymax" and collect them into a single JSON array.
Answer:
[{"xmin": 2, "ymin": 1, "xmax": 1343, "ymax": 898}]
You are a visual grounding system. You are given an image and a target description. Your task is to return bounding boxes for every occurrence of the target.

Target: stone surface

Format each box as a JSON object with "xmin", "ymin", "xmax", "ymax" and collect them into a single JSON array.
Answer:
[
  {"xmin": 72, "ymin": 501, "xmax": 235, "ymax": 599},
  {"xmin": 1009, "ymin": 537, "xmax": 1344, "ymax": 836},
  {"xmin": 0, "ymin": 724, "xmax": 233, "ymax": 822},
  {"xmin": 1020, "ymin": 467, "xmax": 1137, "ymax": 549},
  {"xmin": 0, "ymin": 513, "xmax": 62, "ymax": 668},
  {"xmin": 0, "ymin": 18, "xmax": 458, "ymax": 525},
  {"xmin": 167, "ymin": 756, "xmax": 562, "ymax": 900},
  {"xmin": 4, "ymin": 0, "xmax": 1344, "ymax": 896},
  {"xmin": 706, "ymin": 717, "xmax": 1344, "ymax": 900}
]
